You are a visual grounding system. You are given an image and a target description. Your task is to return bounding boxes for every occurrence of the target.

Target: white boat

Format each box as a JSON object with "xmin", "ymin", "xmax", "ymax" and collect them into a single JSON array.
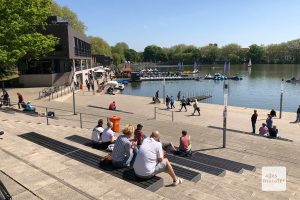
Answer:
[
  {"xmin": 115, "ymin": 83, "xmax": 125, "ymax": 90},
  {"xmin": 192, "ymin": 62, "xmax": 199, "ymax": 74},
  {"xmin": 248, "ymin": 58, "xmax": 252, "ymax": 67}
]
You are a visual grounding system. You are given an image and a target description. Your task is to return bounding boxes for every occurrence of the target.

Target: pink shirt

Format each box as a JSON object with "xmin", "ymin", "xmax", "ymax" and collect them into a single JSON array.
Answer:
[
  {"xmin": 179, "ymin": 135, "xmax": 190, "ymax": 151},
  {"xmin": 259, "ymin": 126, "xmax": 268, "ymax": 135}
]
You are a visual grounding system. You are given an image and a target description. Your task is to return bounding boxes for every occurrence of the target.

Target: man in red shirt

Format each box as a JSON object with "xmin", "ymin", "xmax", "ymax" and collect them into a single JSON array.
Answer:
[
  {"xmin": 179, "ymin": 130, "xmax": 191, "ymax": 152},
  {"xmin": 134, "ymin": 124, "xmax": 145, "ymax": 146},
  {"xmin": 109, "ymin": 101, "xmax": 116, "ymax": 110}
]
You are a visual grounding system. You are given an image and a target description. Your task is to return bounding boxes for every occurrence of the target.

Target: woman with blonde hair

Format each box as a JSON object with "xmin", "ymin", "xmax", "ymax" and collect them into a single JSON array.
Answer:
[{"xmin": 112, "ymin": 124, "xmax": 137, "ymax": 168}]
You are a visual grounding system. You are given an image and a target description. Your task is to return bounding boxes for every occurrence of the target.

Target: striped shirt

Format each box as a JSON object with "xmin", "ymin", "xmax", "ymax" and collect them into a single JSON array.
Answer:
[{"xmin": 112, "ymin": 135, "xmax": 131, "ymax": 162}]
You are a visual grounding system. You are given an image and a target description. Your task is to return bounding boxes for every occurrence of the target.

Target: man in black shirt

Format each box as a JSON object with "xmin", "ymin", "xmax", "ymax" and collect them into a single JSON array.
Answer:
[
  {"xmin": 296, "ymin": 105, "xmax": 300, "ymax": 123},
  {"xmin": 251, "ymin": 110, "xmax": 258, "ymax": 133}
]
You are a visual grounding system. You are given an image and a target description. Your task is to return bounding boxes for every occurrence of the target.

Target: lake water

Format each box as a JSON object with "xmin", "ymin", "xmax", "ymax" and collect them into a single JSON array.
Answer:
[{"xmin": 123, "ymin": 64, "xmax": 300, "ymax": 112}]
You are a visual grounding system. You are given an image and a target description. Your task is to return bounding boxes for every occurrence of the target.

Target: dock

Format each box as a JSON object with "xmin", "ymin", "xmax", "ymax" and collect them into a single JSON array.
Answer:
[{"xmin": 140, "ymin": 76, "xmax": 195, "ymax": 81}]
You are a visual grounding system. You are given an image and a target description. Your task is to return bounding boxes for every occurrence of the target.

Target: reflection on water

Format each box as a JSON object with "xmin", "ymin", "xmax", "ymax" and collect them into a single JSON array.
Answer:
[{"xmin": 123, "ymin": 64, "xmax": 300, "ymax": 112}]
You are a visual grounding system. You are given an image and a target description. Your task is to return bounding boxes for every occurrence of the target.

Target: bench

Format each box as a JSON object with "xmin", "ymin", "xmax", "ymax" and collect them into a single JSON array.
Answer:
[
  {"xmin": 65, "ymin": 135, "xmax": 223, "ymax": 177},
  {"xmin": 0, "ymin": 180, "xmax": 11, "ymax": 200},
  {"xmin": 19, "ymin": 132, "xmax": 163, "ymax": 192},
  {"xmin": 191, "ymin": 151, "xmax": 256, "ymax": 172}
]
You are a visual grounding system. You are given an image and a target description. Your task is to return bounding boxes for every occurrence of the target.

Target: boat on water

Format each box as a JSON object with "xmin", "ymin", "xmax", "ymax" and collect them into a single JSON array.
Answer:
[
  {"xmin": 228, "ymin": 76, "xmax": 243, "ymax": 80},
  {"xmin": 195, "ymin": 76, "xmax": 201, "ymax": 81},
  {"xmin": 248, "ymin": 58, "xmax": 252, "ymax": 68},
  {"xmin": 213, "ymin": 73, "xmax": 227, "ymax": 80},
  {"xmin": 286, "ymin": 77, "xmax": 300, "ymax": 83},
  {"xmin": 192, "ymin": 61, "xmax": 199, "ymax": 74},
  {"xmin": 204, "ymin": 74, "xmax": 213, "ymax": 79}
]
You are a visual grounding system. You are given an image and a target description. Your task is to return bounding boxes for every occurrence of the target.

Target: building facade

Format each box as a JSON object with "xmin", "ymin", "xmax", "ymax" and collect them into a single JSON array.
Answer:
[{"xmin": 18, "ymin": 16, "xmax": 94, "ymax": 87}]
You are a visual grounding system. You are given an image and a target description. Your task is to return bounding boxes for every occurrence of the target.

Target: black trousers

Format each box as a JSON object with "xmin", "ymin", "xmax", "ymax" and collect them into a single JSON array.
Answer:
[
  {"xmin": 180, "ymin": 104, "xmax": 187, "ymax": 111},
  {"xmin": 251, "ymin": 121, "xmax": 256, "ymax": 133}
]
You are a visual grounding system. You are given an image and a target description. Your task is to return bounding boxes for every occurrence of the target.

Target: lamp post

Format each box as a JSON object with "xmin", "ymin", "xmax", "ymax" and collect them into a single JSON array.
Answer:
[
  {"xmin": 223, "ymin": 81, "xmax": 228, "ymax": 148},
  {"xmin": 71, "ymin": 81, "xmax": 76, "ymax": 115},
  {"xmin": 279, "ymin": 78, "xmax": 284, "ymax": 119},
  {"xmin": 163, "ymin": 78, "xmax": 166, "ymax": 104}
]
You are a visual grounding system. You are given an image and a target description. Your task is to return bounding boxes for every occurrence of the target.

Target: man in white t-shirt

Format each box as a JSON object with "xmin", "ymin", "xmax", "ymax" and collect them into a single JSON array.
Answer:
[
  {"xmin": 91, "ymin": 119, "xmax": 104, "ymax": 147},
  {"xmin": 133, "ymin": 130, "xmax": 182, "ymax": 186},
  {"xmin": 101, "ymin": 121, "xmax": 115, "ymax": 149}
]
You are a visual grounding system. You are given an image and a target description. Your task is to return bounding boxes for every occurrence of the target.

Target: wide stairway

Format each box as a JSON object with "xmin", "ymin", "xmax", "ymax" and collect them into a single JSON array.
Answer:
[{"xmin": 0, "ymin": 109, "xmax": 299, "ymax": 200}]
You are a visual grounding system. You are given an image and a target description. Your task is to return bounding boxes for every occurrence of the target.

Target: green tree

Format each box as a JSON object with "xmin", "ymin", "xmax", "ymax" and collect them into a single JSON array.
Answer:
[
  {"xmin": 0, "ymin": 0, "xmax": 58, "ymax": 81},
  {"xmin": 124, "ymin": 49, "xmax": 140, "ymax": 62},
  {"xmin": 221, "ymin": 44, "xmax": 241, "ymax": 63},
  {"xmin": 51, "ymin": 1, "xmax": 86, "ymax": 35},
  {"xmin": 143, "ymin": 45, "xmax": 167, "ymax": 62},
  {"xmin": 89, "ymin": 36, "xmax": 112, "ymax": 57},
  {"xmin": 248, "ymin": 44, "xmax": 265, "ymax": 64},
  {"xmin": 200, "ymin": 45, "xmax": 220, "ymax": 64}
]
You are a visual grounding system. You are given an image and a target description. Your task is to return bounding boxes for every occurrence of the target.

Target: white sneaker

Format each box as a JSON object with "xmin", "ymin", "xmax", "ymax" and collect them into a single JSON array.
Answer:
[{"xmin": 172, "ymin": 178, "xmax": 183, "ymax": 186}]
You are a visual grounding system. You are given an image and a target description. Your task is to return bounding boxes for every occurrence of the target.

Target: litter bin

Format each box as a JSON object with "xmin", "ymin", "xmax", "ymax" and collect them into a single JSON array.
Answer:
[{"xmin": 109, "ymin": 116, "xmax": 121, "ymax": 133}]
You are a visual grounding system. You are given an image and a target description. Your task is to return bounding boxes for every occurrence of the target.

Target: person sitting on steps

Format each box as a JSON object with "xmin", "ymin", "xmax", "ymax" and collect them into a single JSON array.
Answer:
[
  {"xmin": 101, "ymin": 121, "xmax": 116, "ymax": 149},
  {"xmin": 133, "ymin": 131, "xmax": 183, "ymax": 186},
  {"xmin": 112, "ymin": 124, "xmax": 137, "ymax": 168},
  {"xmin": 91, "ymin": 119, "xmax": 104, "ymax": 148}
]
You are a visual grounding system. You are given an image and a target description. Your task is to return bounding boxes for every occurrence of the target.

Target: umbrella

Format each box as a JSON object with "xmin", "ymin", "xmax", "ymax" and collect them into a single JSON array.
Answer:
[{"xmin": 94, "ymin": 69, "xmax": 106, "ymax": 73}]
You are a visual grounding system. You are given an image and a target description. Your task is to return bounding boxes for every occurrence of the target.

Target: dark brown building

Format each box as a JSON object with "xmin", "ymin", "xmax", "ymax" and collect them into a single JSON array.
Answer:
[{"xmin": 18, "ymin": 16, "xmax": 93, "ymax": 87}]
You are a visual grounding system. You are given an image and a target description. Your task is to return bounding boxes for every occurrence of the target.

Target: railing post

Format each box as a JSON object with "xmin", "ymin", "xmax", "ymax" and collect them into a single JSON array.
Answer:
[
  {"xmin": 172, "ymin": 111, "xmax": 174, "ymax": 122},
  {"xmin": 46, "ymin": 107, "xmax": 49, "ymax": 125},
  {"xmin": 154, "ymin": 107, "xmax": 157, "ymax": 120},
  {"xmin": 80, "ymin": 113, "xmax": 82, "ymax": 128},
  {"xmin": 51, "ymin": 92, "xmax": 53, "ymax": 99},
  {"xmin": 49, "ymin": 94, "xmax": 50, "ymax": 101}
]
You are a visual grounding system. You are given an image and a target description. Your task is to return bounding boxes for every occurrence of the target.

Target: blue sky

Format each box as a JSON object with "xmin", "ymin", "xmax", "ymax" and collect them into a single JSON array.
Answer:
[{"xmin": 55, "ymin": 0, "xmax": 300, "ymax": 51}]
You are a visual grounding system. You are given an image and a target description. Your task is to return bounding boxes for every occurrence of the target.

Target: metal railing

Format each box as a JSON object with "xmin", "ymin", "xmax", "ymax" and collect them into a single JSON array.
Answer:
[
  {"xmin": 38, "ymin": 85, "xmax": 74, "ymax": 101},
  {"xmin": 0, "ymin": 101, "xmax": 110, "ymax": 129}
]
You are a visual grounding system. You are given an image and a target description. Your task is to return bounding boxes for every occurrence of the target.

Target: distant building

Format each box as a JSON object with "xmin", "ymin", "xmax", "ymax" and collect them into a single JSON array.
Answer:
[
  {"xmin": 18, "ymin": 16, "xmax": 94, "ymax": 87},
  {"xmin": 92, "ymin": 54, "xmax": 113, "ymax": 66}
]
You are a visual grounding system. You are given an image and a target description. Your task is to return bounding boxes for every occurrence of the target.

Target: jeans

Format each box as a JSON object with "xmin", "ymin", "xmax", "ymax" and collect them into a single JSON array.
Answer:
[{"xmin": 112, "ymin": 148, "xmax": 138, "ymax": 168}]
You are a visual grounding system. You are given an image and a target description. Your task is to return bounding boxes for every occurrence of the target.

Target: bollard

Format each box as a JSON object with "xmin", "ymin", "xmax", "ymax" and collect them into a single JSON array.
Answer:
[
  {"xmin": 154, "ymin": 107, "xmax": 157, "ymax": 120},
  {"xmin": 80, "ymin": 113, "xmax": 82, "ymax": 128},
  {"xmin": 46, "ymin": 107, "xmax": 49, "ymax": 125},
  {"xmin": 172, "ymin": 111, "xmax": 174, "ymax": 122}
]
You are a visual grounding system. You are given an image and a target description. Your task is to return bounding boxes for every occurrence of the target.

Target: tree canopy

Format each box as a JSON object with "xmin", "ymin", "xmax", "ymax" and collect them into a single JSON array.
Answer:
[
  {"xmin": 89, "ymin": 36, "xmax": 112, "ymax": 57},
  {"xmin": 51, "ymin": 1, "xmax": 86, "ymax": 35},
  {"xmin": 0, "ymin": 0, "xmax": 58, "ymax": 81}
]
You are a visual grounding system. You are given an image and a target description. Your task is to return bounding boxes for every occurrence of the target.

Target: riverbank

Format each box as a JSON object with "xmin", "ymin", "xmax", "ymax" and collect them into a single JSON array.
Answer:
[{"xmin": 60, "ymin": 91, "xmax": 300, "ymax": 143}]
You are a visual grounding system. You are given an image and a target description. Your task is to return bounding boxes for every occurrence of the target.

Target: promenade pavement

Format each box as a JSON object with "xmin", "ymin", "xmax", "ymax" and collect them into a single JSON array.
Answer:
[{"xmin": 0, "ymin": 88, "xmax": 299, "ymax": 199}]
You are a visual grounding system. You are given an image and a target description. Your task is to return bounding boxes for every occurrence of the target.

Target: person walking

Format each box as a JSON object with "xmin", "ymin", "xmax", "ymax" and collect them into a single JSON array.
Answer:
[
  {"xmin": 170, "ymin": 96, "xmax": 175, "ymax": 109},
  {"xmin": 155, "ymin": 90, "xmax": 159, "ymax": 100},
  {"xmin": 179, "ymin": 96, "xmax": 187, "ymax": 112},
  {"xmin": 177, "ymin": 91, "xmax": 181, "ymax": 101},
  {"xmin": 166, "ymin": 95, "xmax": 170, "ymax": 109},
  {"xmin": 295, "ymin": 105, "xmax": 300, "ymax": 123},
  {"xmin": 17, "ymin": 93, "xmax": 24, "ymax": 109},
  {"xmin": 251, "ymin": 110, "xmax": 258, "ymax": 133},
  {"xmin": 192, "ymin": 99, "xmax": 200, "ymax": 116}
]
